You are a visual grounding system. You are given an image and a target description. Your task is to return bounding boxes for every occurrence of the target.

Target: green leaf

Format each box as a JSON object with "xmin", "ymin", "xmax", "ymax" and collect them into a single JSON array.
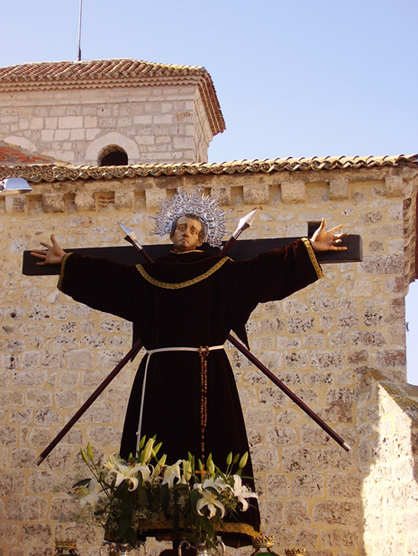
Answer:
[
  {"xmin": 200, "ymin": 517, "xmax": 215, "ymax": 538},
  {"xmin": 118, "ymin": 515, "xmax": 130, "ymax": 536},
  {"xmin": 71, "ymin": 478, "xmax": 91, "ymax": 489},
  {"xmin": 121, "ymin": 497, "xmax": 134, "ymax": 519},
  {"xmin": 124, "ymin": 527, "xmax": 137, "ymax": 549},
  {"xmin": 138, "ymin": 435, "xmax": 146, "ymax": 450},
  {"xmin": 136, "ymin": 486, "xmax": 148, "ymax": 509},
  {"xmin": 189, "ymin": 488, "xmax": 201, "ymax": 511},
  {"xmin": 160, "ymin": 484, "xmax": 170, "ymax": 514}
]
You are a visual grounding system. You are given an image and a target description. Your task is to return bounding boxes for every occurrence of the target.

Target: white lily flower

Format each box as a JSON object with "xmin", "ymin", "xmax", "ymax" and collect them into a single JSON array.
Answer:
[
  {"xmin": 196, "ymin": 488, "xmax": 225, "ymax": 518},
  {"xmin": 108, "ymin": 462, "xmax": 144, "ymax": 491},
  {"xmin": 231, "ymin": 475, "xmax": 257, "ymax": 512},
  {"xmin": 137, "ymin": 464, "xmax": 152, "ymax": 483},
  {"xmin": 71, "ymin": 478, "xmax": 99, "ymax": 506},
  {"xmin": 202, "ymin": 476, "xmax": 230, "ymax": 493},
  {"xmin": 162, "ymin": 460, "xmax": 182, "ymax": 488},
  {"xmin": 102, "ymin": 453, "xmax": 119, "ymax": 473}
]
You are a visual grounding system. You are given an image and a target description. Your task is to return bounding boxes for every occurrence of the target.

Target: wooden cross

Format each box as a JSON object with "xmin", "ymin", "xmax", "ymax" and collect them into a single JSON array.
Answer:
[
  {"xmin": 26, "ymin": 234, "xmax": 362, "ymax": 464},
  {"xmin": 22, "ymin": 235, "xmax": 362, "ymax": 275}
]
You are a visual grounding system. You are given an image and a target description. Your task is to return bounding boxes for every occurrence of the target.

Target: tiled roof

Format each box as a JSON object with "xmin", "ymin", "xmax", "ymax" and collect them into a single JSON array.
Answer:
[
  {"xmin": 0, "ymin": 59, "xmax": 225, "ymax": 135},
  {"xmin": 0, "ymin": 154, "xmax": 416, "ymax": 183},
  {"xmin": 0, "ymin": 141, "xmax": 60, "ymax": 165}
]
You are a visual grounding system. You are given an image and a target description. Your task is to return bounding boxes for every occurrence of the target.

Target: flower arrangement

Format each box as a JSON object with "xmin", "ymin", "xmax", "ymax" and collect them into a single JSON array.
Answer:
[{"xmin": 70, "ymin": 437, "xmax": 257, "ymax": 549}]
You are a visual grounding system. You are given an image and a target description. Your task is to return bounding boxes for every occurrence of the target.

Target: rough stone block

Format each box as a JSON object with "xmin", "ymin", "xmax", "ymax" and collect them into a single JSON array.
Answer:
[
  {"xmin": 245, "ymin": 407, "xmax": 275, "ymax": 427},
  {"xmin": 283, "ymin": 299, "xmax": 308, "ymax": 315},
  {"xmin": 145, "ymin": 187, "xmax": 167, "ymax": 209},
  {"xmin": 286, "ymin": 499, "xmax": 311, "ymax": 525},
  {"xmin": 0, "ymin": 472, "xmax": 25, "ymax": 496},
  {"xmin": 251, "ymin": 448, "xmax": 280, "ymax": 473},
  {"xmin": 0, "ymin": 426, "xmax": 17, "ymax": 446},
  {"xmin": 58, "ymin": 116, "xmax": 83, "ymax": 129},
  {"xmin": 337, "ymin": 312, "xmax": 360, "ymax": 329},
  {"xmin": 258, "ymin": 386, "xmax": 286, "ymax": 407},
  {"xmin": 41, "ymin": 194, "xmax": 65, "ymax": 213},
  {"xmin": 75, "ymin": 191, "xmax": 95, "ymax": 211},
  {"xmin": 259, "ymin": 499, "xmax": 284, "ymax": 524},
  {"xmin": 211, "ymin": 185, "xmax": 231, "ymax": 206},
  {"xmin": 286, "ymin": 222, "xmax": 308, "ymax": 236},
  {"xmin": 49, "ymin": 497, "xmax": 78, "ymax": 521},
  {"xmin": 0, "ymin": 523, "xmax": 19, "ymax": 543},
  {"xmin": 320, "ymin": 528, "xmax": 358, "ymax": 548},
  {"xmin": 282, "ymin": 447, "xmax": 316, "ymax": 473},
  {"xmin": 267, "ymin": 426, "xmax": 297, "ymax": 446},
  {"xmin": 20, "ymin": 524, "xmax": 52, "ymax": 544},
  {"xmin": 266, "ymin": 473, "xmax": 290, "ymax": 497},
  {"xmin": 28, "ymin": 471, "xmax": 57, "ymax": 494},
  {"xmin": 7, "ymin": 496, "xmax": 48, "ymax": 521},
  {"xmin": 311, "ymin": 350, "xmax": 344, "ymax": 370},
  {"xmin": 385, "ymin": 175, "xmax": 404, "ymax": 197},
  {"xmin": 361, "ymin": 254, "xmax": 404, "ymax": 274},
  {"xmin": 26, "ymin": 389, "xmax": 52, "ymax": 407},
  {"xmin": 287, "ymin": 317, "xmax": 314, "ymax": 334},
  {"xmin": 329, "ymin": 177, "xmax": 349, "ymax": 200},
  {"xmin": 313, "ymin": 500, "xmax": 360, "ymax": 526},
  {"xmin": 66, "ymin": 349, "xmax": 93, "ymax": 370},
  {"xmin": 281, "ymin": 180, "xmax": 305, "ymax": 203},
  {"xmin": 376, "ymin": 349, "xmax": 406, "ymax": 369},
  {"xmin": 87, "ymin": 426, "xmax": 122, "ymax": 445},
  {"xmin": 292, "ymin": 472, "xmax": 324, "ymax": 497},
  {"xmin": 243, "ymin": 184, "xmax": 270, "ymax": 205},
  {"xmin": 5, "ymin": 195, "xmax": 26, "ymax": 214},
  {"xmin": 10, "ymin": 448, "xmax": 37, "ymax": 469}
]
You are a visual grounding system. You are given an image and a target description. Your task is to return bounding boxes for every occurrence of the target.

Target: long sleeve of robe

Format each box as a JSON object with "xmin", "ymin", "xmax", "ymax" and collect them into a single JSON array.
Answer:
[{"xmin": 58, "ymin": 238, "xmax": 322, "ymax": 545}]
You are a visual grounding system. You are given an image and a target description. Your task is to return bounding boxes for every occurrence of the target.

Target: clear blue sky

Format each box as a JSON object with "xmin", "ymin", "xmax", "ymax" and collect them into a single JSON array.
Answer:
[{"xmin": 2, "ymin": 0, "xmax": 418, "ymax": 382}]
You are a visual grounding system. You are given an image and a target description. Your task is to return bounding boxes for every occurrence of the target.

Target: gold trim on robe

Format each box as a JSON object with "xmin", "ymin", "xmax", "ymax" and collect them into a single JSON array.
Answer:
[
  {"xmin": 301, "ymin": 237, "xmax": 324, "ymax": 279},
  {"xmin": 57, "ymin": 252, "xmax": 73, "ymax": 291},
  {"xmin": 136, "ymin": 257, "xmax": 232, "ymax": 289}
]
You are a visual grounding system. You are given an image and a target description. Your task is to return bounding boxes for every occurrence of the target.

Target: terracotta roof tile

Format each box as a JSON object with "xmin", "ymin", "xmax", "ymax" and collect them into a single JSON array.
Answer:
[
  {"xmin": 0, "ymin": 59, "xmax": 225, "ymax": 135},
  {"xmin": 0, "ymin": 154, "xmax": 416, "ymax": 183},
  {"xmin": 0, "ymin": 141, "xmax": 61, "ymax": 165}
]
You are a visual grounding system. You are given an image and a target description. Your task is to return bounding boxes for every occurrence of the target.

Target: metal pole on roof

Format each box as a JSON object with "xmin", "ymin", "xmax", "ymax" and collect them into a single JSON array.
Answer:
[{"xmin": 77, "ymin": 0, "xmax": 83, "ymax": 61}]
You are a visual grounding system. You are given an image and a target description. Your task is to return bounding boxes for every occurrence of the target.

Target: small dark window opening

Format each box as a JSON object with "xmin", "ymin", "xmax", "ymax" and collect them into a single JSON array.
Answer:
[{"xmin": 98, "ymin": 145, "xmax": 128, "ymax": 166}]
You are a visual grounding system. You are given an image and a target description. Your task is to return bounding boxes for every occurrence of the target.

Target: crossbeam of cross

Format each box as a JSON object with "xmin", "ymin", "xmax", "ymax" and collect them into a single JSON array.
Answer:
[{"xmin": 22, "ymin": 235, "xmax": 362, "ymax": 275}]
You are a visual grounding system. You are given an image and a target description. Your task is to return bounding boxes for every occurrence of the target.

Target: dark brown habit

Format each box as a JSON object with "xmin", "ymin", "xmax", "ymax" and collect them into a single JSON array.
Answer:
[{"xmin": 58, "ymin": 238, "xmax": 322, "ymax": 544}]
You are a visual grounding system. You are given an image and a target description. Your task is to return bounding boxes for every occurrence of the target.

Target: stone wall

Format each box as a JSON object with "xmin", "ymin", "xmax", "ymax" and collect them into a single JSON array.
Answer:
[
  {"xmin": 0, "ymin": 86, "xmax": 213, "ymax": 165},
  {"xmin": 359, "ymin": 370, "xmax": 418, "ymax": 556},
  {"xmin": 0, "ymin": 164, "xmax": 417, "ymax": 556}
]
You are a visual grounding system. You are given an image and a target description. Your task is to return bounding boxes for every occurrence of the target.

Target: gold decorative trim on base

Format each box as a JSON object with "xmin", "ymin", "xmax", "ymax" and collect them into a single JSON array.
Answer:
[
  {"xmin": 136, "ymin": 257, "xmax": 231, "ymax": 290},
  {"xmin": 301, "ymin": 238, "xmax": 323, "ymax": 279},
  {"xmin": 136, "ymin": 519, "xmax": 261, "ymax": 539}
]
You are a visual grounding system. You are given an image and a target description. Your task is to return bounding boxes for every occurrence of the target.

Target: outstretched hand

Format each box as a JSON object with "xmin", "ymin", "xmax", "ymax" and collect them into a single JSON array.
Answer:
[
  {"xmin": 310, "ymin": 219, "xmax": 348, "ymax": 252},
  {"xmin": 31, "ymin": 234, "xmax": 66, "ymax": 265}
]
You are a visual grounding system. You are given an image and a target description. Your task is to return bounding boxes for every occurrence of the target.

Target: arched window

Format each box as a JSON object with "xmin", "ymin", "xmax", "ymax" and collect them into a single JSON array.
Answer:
[{"xmin": 98, "ymin": 145, "xmax": 128, "ymax": 166}]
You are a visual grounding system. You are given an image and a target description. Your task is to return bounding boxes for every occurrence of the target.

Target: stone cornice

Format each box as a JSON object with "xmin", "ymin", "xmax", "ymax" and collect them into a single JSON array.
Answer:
[{"xmin": 1, "ymin": 154, "xmax": 416, "ymax": 183}]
